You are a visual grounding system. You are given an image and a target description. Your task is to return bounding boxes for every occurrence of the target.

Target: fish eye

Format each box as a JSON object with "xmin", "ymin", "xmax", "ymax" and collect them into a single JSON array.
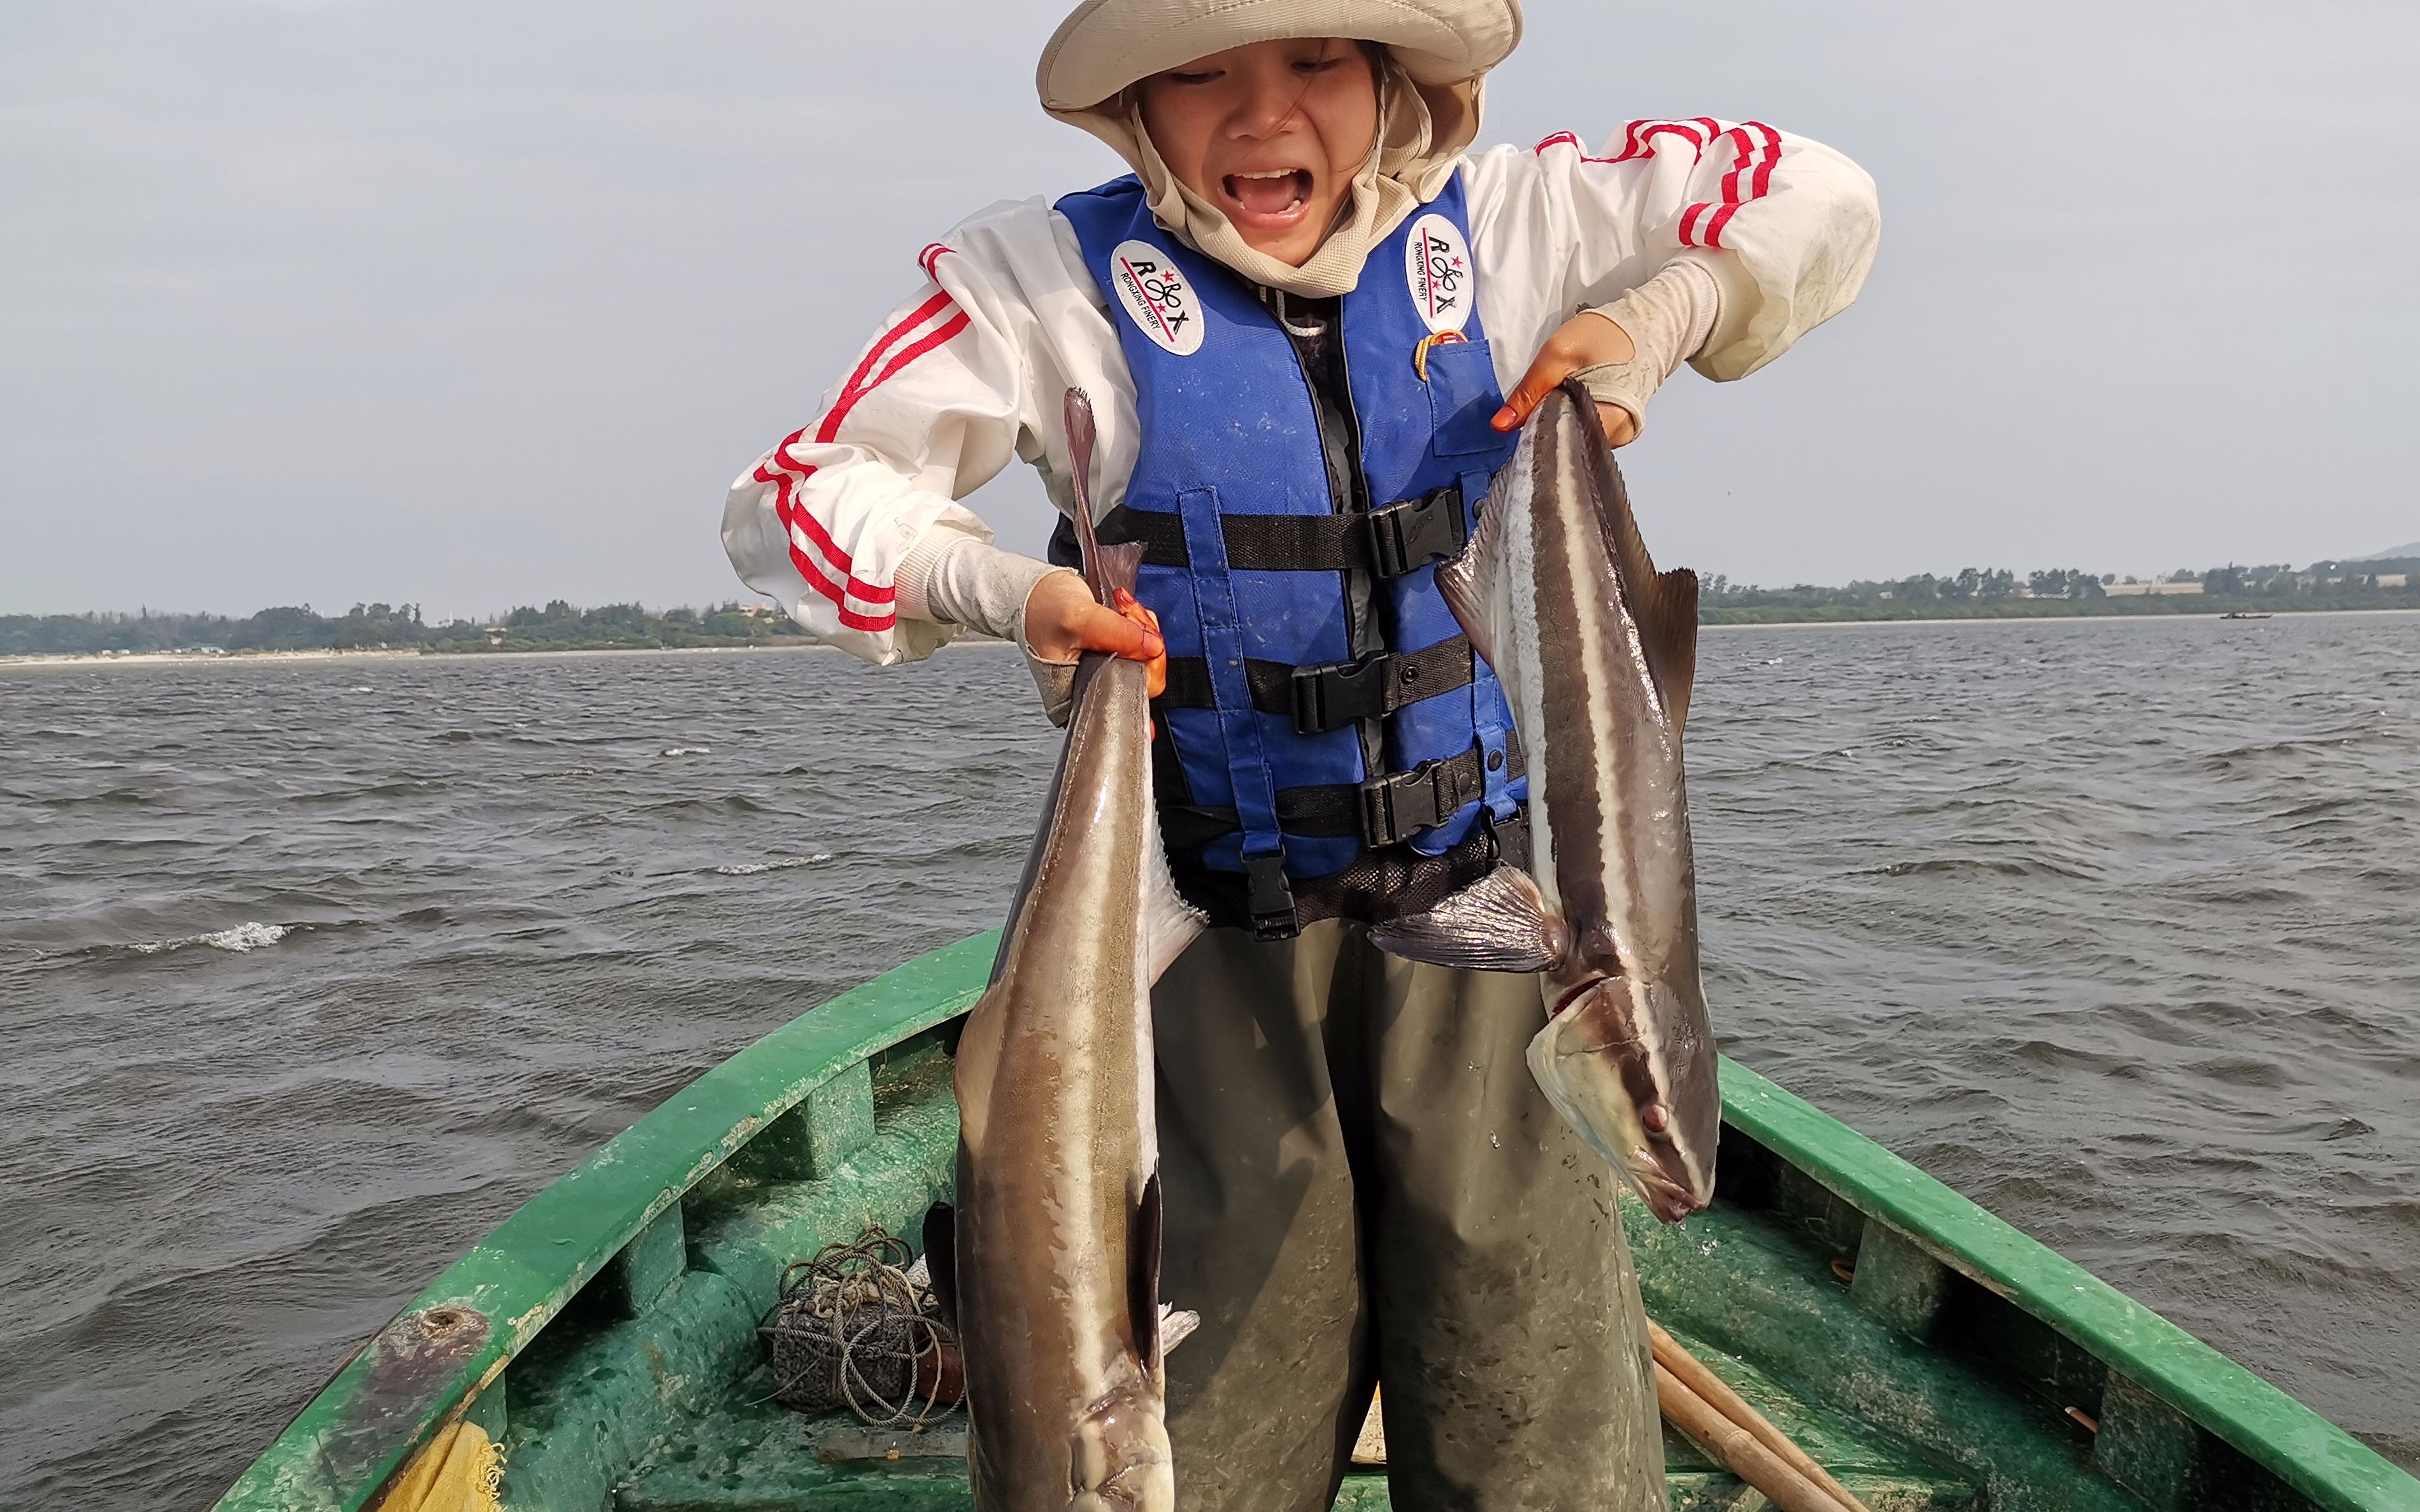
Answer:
[{"xmin": 1640, "ymin": 1103, "xmax": 1669, "ymax": 1134}]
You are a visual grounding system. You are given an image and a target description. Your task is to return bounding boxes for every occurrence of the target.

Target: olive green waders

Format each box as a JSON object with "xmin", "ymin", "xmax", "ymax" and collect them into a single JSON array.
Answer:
[{"xmin": 1151, "ymin": 919, "xmax": 1665, "ymax": 1512}]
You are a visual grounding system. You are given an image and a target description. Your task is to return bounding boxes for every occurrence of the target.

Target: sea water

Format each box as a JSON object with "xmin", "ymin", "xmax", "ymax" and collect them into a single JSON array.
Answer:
[{"xmin": 3, "ymin": 614, "xmax": 2415, "ymax": 1504}]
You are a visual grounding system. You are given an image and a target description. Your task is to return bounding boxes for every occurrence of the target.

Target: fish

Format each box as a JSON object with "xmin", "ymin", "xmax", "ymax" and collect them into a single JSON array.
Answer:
[
  {"xmin": 923, "ymin": 388, "xmax": 1206, "ymax": 1512},
  {"xmin": 1370, "ymin": 378, "xmax": 1718, "ymax": 1224}
]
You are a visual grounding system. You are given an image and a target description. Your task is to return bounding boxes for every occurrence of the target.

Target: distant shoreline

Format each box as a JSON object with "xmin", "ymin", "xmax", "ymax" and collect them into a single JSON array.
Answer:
[
  {"xmin": 1700, "ymin": 597, "xmax": 2417, "ymax": 627},
  {"xmin": 0, "ymin": 637, "xmax": 1011, "ymax": 670},
  {"xmin": 1702, "ymin": 605, "xmax": 2420, "ymax": 630},
  {"xmin": 8, "ymin": 611, "xmax": 2418, "ymax": 672}
]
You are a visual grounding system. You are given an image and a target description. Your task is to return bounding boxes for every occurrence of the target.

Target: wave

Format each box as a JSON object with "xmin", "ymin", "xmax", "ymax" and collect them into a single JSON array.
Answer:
[
  {"xmin": 710, "ymin": 853, "xmax": 833, "ymax": 876},
  {"xmin": 40, "ymin": 785, "xmax": 166, "ymax": 809},
  {"xmin": 129, "ymin": 922, "xmax": 290, "ymax": 955}
]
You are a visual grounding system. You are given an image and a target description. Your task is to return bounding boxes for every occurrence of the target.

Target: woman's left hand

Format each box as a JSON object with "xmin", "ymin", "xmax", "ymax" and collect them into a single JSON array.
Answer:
[{"xmin": 1490, "ymin": 311, "xmax": 1641, "ymax": 445}]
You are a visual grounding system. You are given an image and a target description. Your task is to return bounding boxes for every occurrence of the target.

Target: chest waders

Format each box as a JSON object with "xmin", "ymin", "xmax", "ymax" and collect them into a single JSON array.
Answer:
[{"xmin": 1057, "ymin": 176, "xmax": 1527, "ymax": 938}]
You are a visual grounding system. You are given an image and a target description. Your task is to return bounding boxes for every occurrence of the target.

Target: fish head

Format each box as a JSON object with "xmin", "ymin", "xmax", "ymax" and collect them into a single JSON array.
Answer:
[
  {"xmin": 1528, "ymin": 971, "xmax": 1719, "ymax": 1224},
  {"xmin": 1067, "ymin": 1377, "xmax": 1174, "ymax": 1512}
]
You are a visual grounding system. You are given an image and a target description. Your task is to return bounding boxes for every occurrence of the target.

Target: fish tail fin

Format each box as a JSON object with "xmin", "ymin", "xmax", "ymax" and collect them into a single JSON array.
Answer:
[
  {"xmin": 1086, "ymin": 539, "xmax": 1148, "ymax": 607},
  {"xmin": 1063, "ymin": 387, "xmax": 1144, "ymax": 606}
]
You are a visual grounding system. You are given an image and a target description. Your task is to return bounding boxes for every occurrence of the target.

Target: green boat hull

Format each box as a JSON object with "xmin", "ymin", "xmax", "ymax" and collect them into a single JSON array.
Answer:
[{"xmin": 216, "ymin": 934, "xmax": 2420, "ymax": 1512}]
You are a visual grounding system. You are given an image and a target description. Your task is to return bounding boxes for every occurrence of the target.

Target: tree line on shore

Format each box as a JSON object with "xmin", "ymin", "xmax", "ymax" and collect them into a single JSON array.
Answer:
[
  {"xmin": 1697, "ymin": 556, "xmax": 2419, "ymax": 623},
  {"xmin": 0, "ymin": 600, "xmax": 795, "ymax": 656},
  {"xmin": 7, "ymin": 555, "xmax": 2416, "ymax": 655}
]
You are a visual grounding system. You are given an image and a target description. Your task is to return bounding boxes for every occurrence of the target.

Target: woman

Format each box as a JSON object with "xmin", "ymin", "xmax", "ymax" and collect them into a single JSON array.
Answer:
[{"xmin": 724, "ymin": 3, "xmax": 1878, "ymax": 1507}]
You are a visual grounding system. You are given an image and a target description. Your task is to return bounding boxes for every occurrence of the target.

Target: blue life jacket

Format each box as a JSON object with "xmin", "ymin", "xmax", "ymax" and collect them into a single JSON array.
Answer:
[{"xmin": 1057, "ymin": 174, "xmax": 1525, "ymax": 936}]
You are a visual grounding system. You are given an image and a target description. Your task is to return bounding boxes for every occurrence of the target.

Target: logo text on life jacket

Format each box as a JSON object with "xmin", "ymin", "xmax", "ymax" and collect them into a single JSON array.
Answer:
[
  {"xmin": 1110, "ymin": 240, "xmax": 1205, "ymax": 356},
  {"xmin": 1404, "ymin": 214, "xmax": 1472, "ymax": 336}
]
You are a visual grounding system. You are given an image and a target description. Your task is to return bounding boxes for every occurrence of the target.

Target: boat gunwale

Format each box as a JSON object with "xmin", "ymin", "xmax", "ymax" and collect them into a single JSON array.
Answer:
[
  {"xmin": 213, "ymin": 932, "xmax": 2416, "ymax": 1512},
  {"xmin": 1718, "ymin": 1063, "xmax": 2414, "ymax": 1511},
  {"xmin": 211, "ymin": 933, "xmax": 998, "ymax": 1512}
]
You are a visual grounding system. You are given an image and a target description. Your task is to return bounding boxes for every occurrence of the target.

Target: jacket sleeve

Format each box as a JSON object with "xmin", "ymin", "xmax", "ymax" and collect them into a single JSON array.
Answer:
[
  {"xmin": 720, "ymin": 235, "xmax": 1053, "ymax": 666},
  {"xmin": 1465, "ymin": 119, "xmax": 1880, "ymax": 381}
]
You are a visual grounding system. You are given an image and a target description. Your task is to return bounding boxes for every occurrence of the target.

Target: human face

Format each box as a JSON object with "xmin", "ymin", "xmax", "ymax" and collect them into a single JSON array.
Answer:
[{"xmin": 1134, "ymin": 38, "xmax": 1379, "ymax": 268}]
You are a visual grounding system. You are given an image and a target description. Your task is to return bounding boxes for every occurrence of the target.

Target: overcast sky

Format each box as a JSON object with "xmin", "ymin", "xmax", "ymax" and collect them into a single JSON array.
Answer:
[{"xmin": 3, "ymin": 1, "xmax": 2414, "ymax": 618}]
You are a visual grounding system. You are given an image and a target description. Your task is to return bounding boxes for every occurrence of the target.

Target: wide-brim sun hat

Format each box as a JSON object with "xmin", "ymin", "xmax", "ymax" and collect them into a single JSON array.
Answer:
[{"xmin": 1038, "ymin": 0, "xmax": 1523, "ymax": 112}]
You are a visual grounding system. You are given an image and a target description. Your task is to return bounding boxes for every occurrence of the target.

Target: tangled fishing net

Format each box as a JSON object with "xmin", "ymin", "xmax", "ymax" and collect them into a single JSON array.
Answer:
[{"xmin": 758, "ymin": 1226, "xmax": 959, "ymax": 1426}]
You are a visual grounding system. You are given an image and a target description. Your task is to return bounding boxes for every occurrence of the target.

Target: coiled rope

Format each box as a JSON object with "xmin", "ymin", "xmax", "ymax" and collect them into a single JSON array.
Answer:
[{"xmin": 757, "ymin": 1226, "xmax": 958, "ymax": 1428}]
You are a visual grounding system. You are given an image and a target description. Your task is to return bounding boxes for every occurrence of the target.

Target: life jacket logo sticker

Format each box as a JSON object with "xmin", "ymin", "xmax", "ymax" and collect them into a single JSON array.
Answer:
[
  {"xmin": 1109, "ymin": 241, "xmax": 1204, "ymax": 357},
  {"xmin": 1405, "ymin": 214, "xmax": 1472, "ymax": 335}
]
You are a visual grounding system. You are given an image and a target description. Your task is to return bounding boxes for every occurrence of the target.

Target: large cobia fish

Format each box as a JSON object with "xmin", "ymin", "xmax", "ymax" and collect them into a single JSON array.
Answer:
[
  {"xmin": 1372, "ymin": 379, "xmax": 1718, "ymax": 1224},
  {"xmin": 925, "ymin": 390, "xmax": 1205, "ymax": 1512}
]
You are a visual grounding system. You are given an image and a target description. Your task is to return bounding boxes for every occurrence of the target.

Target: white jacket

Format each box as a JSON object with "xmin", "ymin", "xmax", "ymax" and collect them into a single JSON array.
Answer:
[{"xmin": 722, "ymin": 118, "xmax": 1880, "ymax": 665}]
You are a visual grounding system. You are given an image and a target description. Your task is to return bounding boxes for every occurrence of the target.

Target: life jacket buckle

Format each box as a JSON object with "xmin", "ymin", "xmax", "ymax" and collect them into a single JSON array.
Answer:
[
  {"xmin": 1360, "ymin": 752, "xmax": 1467, "ymax": 847},
  {"xmin": 1365, "ymin": 484, "xmax": 1468, "ymax": 579},
  {"xmin": 1290, "ymin": 651, "xmax": 1392, "ymax": 733},
  {"xmin": 1242, "ymin": 851, "xmax": 1299, "ymax": 941}
]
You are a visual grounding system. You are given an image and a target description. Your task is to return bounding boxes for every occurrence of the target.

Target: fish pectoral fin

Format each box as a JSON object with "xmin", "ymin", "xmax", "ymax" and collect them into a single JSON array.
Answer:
[
  {"xmin": 1129, "ymin": 1171, "xmax": 1164, "ymax": 1372},
  {"xmin": 1158, "ymin": 1304, "xmax": 1201, "ymax": 1353},
  {"xmin": 1367, "ymin": 865, "xmax": 1570, "ymax": 973},
  {"xmin": 920, "ymin": 1201, "xmax": 958, "ymax": 1332}
]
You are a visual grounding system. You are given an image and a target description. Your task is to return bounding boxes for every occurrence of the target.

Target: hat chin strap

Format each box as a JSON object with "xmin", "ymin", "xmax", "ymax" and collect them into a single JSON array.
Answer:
[{"xmin": 1057, "ymin": 52, "xmax": 1479, "ymax": 299}]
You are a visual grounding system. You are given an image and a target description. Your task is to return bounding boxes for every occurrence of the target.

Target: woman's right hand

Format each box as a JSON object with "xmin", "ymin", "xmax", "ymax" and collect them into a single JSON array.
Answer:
[{"xmin": 1023, "ymin": 569, "xmax": 1167, "ymax": 691}]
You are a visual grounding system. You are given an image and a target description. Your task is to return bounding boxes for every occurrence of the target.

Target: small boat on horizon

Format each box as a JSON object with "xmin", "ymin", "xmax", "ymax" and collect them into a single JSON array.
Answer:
[
  {"xmin": 213, "ymin": 934, "xmax": 2419, "ymax": 1512},
  {"xmin": 2221, "ymin": 611, "xmax": 2275, "ymax": 619}
]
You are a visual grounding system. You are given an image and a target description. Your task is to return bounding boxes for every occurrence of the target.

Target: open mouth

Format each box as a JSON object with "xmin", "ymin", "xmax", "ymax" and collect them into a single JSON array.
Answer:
[{"xmin": 1221, "ymin": 168, "xmax": 1313, "ymax": 223}]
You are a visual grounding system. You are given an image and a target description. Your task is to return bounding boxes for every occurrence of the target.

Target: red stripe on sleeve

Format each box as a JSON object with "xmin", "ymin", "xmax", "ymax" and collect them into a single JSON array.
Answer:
[
  {"xmin": 744, "ymin": 288, "xmax": 972, "ymax": 634},
  {"xmin": 816, "ymin": 309, "xmax": 970, "ymax": 444}
]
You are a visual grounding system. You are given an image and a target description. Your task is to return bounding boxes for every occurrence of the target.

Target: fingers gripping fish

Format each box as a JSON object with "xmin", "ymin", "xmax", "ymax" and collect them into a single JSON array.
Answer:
[
  {"xmin": 1371, "ymin": 379, "xmax": 1719, "ymax": 1224},
  {"xmin": 925, "ymin": 390, "xmax": 1207, "ymax": 1511}
]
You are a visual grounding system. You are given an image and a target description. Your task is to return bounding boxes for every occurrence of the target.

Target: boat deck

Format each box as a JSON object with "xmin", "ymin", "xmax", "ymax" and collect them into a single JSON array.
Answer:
[
  {"xmin": 213, "ymin": 935, "xmax": 2420, "ymax": 1512},
  {"xmin": 499, "ymin": 1041, "xmax": 2028, "ymax": 1511}
]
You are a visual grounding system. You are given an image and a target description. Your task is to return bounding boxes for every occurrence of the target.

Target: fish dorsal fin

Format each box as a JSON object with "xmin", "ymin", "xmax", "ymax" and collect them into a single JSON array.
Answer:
[
  {"xmin": 1561, "ymin": 379, "xmax": 1699, "ymax": 736},
  {"xmin": 1367, "ymin": 865, "xmax": 1570, "ymax": 973},
  {"xmin": 1641, "ymin": 567, "xmax": 1698, "ymax": 735},
  {"xmin": 1129, "ymin": 1171, "xmax": 1164, "ymax": 1374}
]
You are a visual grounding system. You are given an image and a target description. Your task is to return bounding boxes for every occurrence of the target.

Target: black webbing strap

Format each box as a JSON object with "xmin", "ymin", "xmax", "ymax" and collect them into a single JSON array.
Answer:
[
  {"xmin": 1157, "ymin": 637, "xmax": 1476, "ymax": 733},
  {"xmin": 1169, "ymin": 810, "xmax": 1528, "ymax": 936},
  {"xmin": 1158, "ymin": 735, "xmax": 1525, "ymax": 854},
  {"xmin": 1096, "ymin": 483, "xmax": 1467, "ymax": 579}
]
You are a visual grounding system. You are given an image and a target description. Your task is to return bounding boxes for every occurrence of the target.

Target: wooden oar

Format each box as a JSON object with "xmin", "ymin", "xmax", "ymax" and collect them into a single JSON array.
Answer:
[
  {"xmin": 1649, "ymin": 1320, "xmax": 1873, "ymax": 1512},
  {"xmin": 1655, "ymin": 1361, "xmax": 1851, "ymax": 1512}
]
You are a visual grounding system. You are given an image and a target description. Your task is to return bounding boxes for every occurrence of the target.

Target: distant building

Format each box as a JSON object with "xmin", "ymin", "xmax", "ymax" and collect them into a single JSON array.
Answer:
[
  {"xmin": 2380, "ymin": 574, "xmax": 2409, "ymax": 588},
  {"xmin": 2103, "ymin": 581, "xmax": 2205, "ymax": 597}
]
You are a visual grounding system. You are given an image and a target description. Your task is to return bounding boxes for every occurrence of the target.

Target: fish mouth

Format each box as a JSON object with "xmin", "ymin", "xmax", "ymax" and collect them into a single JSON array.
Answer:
[{"xmin": 1634, "ymin": 1170, "xmax": 1705, "ymax": 1224}]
